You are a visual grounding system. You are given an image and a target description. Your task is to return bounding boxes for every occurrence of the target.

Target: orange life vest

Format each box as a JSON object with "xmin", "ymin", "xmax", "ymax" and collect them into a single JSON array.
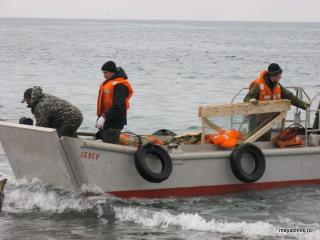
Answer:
[
  {"xmin": 249, "ymin": 70, "xmax": 281, "ymax": 101},
  {"xmin": 97, "ymin": 78, "xmax": 133, "ymax": 117}
]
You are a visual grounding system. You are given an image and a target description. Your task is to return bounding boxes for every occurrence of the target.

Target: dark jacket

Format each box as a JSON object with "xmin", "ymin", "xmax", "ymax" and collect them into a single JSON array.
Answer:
[
  {"xmin": 0, "ymin": 185, "xmax": 4, "ymax": 212},
  {"xmin": 103, "ymin": 67, "xmax": 130, "ymax": 129},
  {"xmin": 313, "ymin": 101, "xmax": 320, "ymax": 129}
]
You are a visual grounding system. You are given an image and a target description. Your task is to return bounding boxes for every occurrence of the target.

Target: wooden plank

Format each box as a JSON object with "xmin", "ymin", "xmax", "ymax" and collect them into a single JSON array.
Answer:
[
  {"xmin": 77, "ymin": 131, "xmax": 95, "ymax": 137},
  {"xmin": 201, "ymin": 117, "xmax": 206, "ymax": 144},
  {"xmin": 204, "ymin": 118, "xmax": 223, "ymax": 131},
  {"xmin": 199, "ymin": 100, "xmax": 291, "ymax": 118},
  {"xmin": 244, "ymin": 112, "xmax": 287, "ymax": 143},
  {"xmin": 201, "ymin": 118, "xmax": 223, "ymax": 144}
]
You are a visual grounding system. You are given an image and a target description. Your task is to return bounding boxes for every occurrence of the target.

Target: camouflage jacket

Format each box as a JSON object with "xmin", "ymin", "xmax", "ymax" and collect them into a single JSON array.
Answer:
[{"xmin": 29, "ymin": 86, "xmax": 83, "ymax": 129}]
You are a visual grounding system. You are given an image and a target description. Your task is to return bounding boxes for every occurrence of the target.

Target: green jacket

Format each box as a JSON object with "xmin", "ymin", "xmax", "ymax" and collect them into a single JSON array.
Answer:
[{"xmin": 244, "ymin": 79, "xmax": 307, "ymax": 110}]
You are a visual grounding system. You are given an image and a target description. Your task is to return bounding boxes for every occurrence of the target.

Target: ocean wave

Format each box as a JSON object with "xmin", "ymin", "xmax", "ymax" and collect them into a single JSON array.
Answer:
[{"xmin": 116, "ymin": 206, "xmax": 320, "ymax": 239}]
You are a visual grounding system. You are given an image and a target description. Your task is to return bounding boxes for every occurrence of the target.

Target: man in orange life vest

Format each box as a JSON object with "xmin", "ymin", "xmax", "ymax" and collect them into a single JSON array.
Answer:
[
  {"xmin": 244, "ymin": 63, "xmax": 310, "ymax": 139},
  {"xmin": 96, "ymin": 61, "xmax": 133, "ymax": 144}
]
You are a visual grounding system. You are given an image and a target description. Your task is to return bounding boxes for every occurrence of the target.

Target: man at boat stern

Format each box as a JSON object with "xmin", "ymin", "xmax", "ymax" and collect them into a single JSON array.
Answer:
[
  {"xmin": 96, "ymin": 61, "xmax": 133, "ymax": 144},
  {"xmin": 21, "ymin": 86, "xmax": 83, "ymax": 137},
  {"xmin": 244, "ymin": 63, "xmax": 310, "ymax": 139}
]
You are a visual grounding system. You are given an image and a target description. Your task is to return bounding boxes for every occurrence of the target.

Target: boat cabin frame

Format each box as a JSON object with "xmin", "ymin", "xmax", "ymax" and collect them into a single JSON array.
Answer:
[
  {"xmin": 199, "ymin": 100, "xmax": 291, "ymax": 144},
  {"xmin": 215, "ymin": 87, "xmax": 320, "ymax": 146}
]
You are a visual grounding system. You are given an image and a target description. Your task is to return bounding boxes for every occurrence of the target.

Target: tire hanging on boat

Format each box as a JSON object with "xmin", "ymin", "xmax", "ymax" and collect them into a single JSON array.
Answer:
[
  {"xmin": 135, "ymin": 143, "xmax": 172, "ymax": 183},
  {"xmin": 230, "ymin": 143, "xmax": 266, "ymax": 183}
]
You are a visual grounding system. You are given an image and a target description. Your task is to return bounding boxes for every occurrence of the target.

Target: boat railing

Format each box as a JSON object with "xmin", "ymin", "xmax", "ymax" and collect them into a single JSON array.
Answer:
[
  {"xmin": 303, "ymin": 93, "xmax": 320, "ymax": 145},
  {"xmin": 285, "ymin": 86, "xmax": 311, "ymax": 128}
]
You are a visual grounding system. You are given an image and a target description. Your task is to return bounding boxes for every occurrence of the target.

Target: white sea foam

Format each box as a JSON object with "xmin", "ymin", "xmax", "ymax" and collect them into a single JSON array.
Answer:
[
  {"xmin": 80, "ymin": 183, "xmax": 105, "ymax": 194},
  {"xmin": 6, "ymin": 185, "xmax": 87, "ymax": 213},
  {"xmin": 3, "ymin": 180, "xmax": 112, "ymax": 217},
  {"xmin": 115, "ymin": 206, "xmax": 320, "ymax": 239}
]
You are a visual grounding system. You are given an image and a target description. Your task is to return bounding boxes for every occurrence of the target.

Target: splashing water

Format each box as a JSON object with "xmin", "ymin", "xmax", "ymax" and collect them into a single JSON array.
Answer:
[{"xmin": 4, "ymin": 180, "xmax": 115, "ymax": 221}]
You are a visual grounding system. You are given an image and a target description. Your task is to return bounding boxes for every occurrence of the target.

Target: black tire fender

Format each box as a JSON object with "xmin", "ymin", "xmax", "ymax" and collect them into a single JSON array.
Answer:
[
  {"xmin": 135, "ymin": 143, "xmax": 172, "ymax": 183},
  {"xmin": 230, "ymin": 143, "xmax": 266, "ymax": 183}
]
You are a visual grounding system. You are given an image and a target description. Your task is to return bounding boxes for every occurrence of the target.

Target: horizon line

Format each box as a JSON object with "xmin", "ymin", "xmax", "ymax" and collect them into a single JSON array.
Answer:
[{"xmin": 0, "ymin": 16, "xmax": 319, "ymax": 24}]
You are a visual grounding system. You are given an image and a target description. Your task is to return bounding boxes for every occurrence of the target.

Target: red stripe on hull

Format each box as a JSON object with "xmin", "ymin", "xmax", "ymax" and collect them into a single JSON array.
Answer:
[{"xmin": 109, "ymin": 179, "xmax": 320, "ymax": 198}]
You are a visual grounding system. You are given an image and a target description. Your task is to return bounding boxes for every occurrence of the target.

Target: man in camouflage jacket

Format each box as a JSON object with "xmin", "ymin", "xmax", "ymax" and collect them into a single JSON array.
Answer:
[{"xmin": 21, "ymin": 86, "xmax": 83, "ymax": 137}]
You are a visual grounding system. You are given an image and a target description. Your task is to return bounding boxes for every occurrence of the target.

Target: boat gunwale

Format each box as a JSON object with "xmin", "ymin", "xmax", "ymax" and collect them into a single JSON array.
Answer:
[
  {"xmin": 78, "ymin": 138, "xmax": 320, "ymax": 160},
  {"xmin": 0, "ymin": 120, "xmax": 55, "ymax": 132}
]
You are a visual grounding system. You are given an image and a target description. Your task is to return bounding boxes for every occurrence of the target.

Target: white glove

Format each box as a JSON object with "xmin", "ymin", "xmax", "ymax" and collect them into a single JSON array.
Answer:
[
  {"xmin": 249, "ymin": 98, "xmax": 258, "ymax": 105},
  {"xmin": 304, "ymin": 102, "xmax": 311, "ymax": 109},
  {"xmin": 95, "ymin": 116, "xmax": 105, "ymax": 129}
]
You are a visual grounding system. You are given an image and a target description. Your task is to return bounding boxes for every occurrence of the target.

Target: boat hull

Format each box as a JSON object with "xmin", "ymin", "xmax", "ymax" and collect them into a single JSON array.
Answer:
[
  {"xmin": 1, "ymin": 122, "xmax": 320, "ymax": 198},
  {"xmin": 74, "ymin": 139, "xmax": 320, "ymax": 197}
]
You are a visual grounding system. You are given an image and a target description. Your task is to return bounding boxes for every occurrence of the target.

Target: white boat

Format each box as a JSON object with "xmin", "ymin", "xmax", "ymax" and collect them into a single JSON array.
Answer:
[{"xmin": 1, "ymin": 89, "xmax": 320, "ymax": 198}]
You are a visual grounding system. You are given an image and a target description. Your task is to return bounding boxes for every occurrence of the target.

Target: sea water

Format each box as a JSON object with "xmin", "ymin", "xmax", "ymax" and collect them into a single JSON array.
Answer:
[{"xmin": 1, "ymin": 18, "xmax": 320, "ymax": 239}]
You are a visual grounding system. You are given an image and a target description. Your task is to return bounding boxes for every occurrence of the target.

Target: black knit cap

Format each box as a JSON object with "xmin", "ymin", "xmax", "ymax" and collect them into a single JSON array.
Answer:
[
  {"xmin": 267, "ymin": 63, "xmax": 283, "ymax": 77},
  {"xmin": 101, "ymin": 61, "xmax": 117, "ymax": 73},
  {"xmin": 21, "ymin": 88, "xmax": 33, "ymax": 103}
]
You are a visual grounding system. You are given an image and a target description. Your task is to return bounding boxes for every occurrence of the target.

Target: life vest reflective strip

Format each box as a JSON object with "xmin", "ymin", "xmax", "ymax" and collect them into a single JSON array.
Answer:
[
  {"xmin": 97, "ymin": 78, "xmax": 133, "ymax": 117},
  {"xmin": 249, "ymin": 70, "xmax": 281, "ymax": 101}
]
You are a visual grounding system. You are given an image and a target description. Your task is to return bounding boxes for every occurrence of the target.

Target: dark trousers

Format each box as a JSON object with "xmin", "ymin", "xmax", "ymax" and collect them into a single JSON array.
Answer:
[
  {"xmin": 248, "ymin": 113, "xmax": 277, "ymax": 141},
  {"xmin": 57, "ymin": 117, "xmax": 83, "ymax": 138},
  {"xmin": 57, "ymin": 126, "xmax": 77, "ymax": 138},
  {"xmin": 102, "ymin": 128, "xmax": 121, "ymax": 144},
  {"xmin": 313, "ymin": 102, "xmax": 320, "ymax": 129}
]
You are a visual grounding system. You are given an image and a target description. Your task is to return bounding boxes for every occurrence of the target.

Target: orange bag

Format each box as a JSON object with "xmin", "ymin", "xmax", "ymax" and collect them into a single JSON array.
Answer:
[
  {"xmin": 276, "ymin": 127, "xmax": 299, "ymax": 141},
  {"xmin": 274, "ymin": 127, "xmax": 304, "ymax": 148},
  {"xmin": 207, "ymin": 129, "xmax": 242, "ymax": 149}
]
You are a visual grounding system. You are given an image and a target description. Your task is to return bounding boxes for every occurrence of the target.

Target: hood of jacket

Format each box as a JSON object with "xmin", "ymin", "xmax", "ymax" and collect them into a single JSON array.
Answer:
[
  {"xmin": 30, "ymin": 86, "xmax": 44, "ymax": 109},
  {"xmin": 109, "ymin": 67, "xmax": 128, "ymax": 80}
]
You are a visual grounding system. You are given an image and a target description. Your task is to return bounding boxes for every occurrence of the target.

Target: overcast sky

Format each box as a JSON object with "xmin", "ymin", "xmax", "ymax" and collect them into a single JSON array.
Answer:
[{"xmin": 1, "ymin": 0, "xmax": 319, "ymax": 22}]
